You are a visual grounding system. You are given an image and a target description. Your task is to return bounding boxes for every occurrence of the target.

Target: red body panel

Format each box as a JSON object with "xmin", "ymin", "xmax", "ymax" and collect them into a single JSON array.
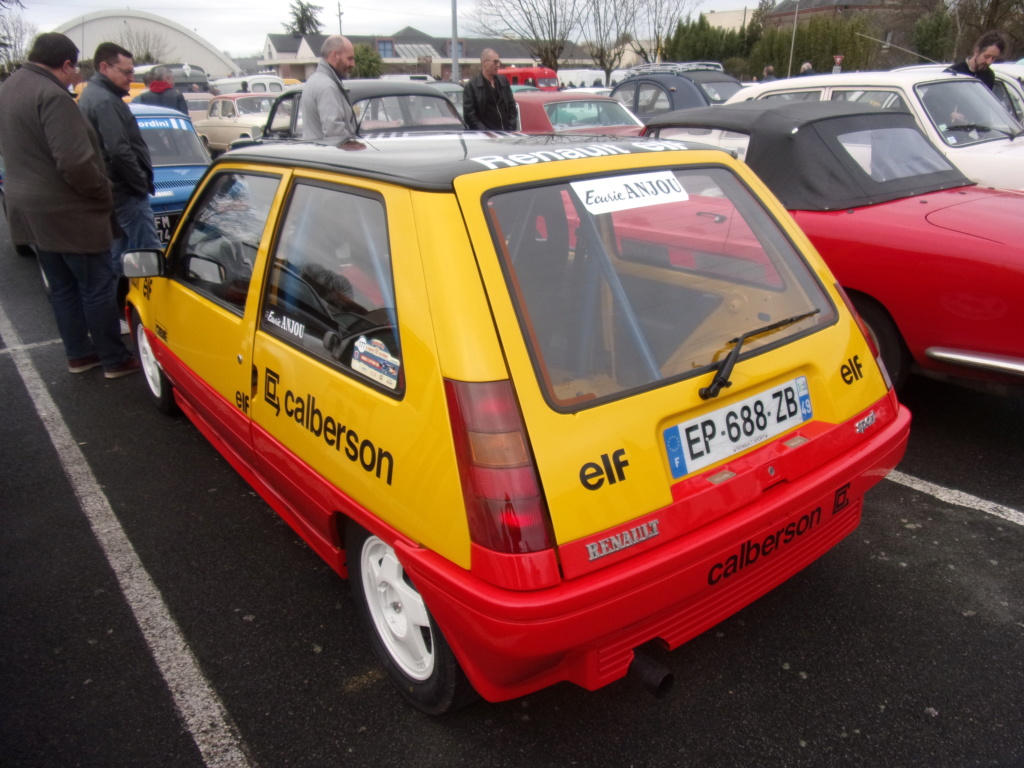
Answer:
[{"xmin": 791, "ymin": 187, "xmax": 1024, "ymax": 385}]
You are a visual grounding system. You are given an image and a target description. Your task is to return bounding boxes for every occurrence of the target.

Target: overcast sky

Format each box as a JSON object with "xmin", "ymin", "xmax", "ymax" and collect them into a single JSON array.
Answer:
[{"xmin": 19, "ymin": 0, "xmax": 743, "ymax": 58}]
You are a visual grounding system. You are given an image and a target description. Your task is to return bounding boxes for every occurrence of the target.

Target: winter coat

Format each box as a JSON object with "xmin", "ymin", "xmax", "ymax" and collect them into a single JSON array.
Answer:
[
  {"xmin": 301, "ymin": 59, "xmax": 358, "ymax": 142},
  {"xmin": 78, "ymin": 73, "xmax": 155, "ymax": 203},
  {"xmin": 0, "ymin": 63, "xmax": 113, "ymax": 253},
  {"xmin": 462, "ymin": 72, "xmax": 518, "ymax": 131},
  {"xmin": 134, "ymin": 81, "xmax": 189, "ymax": 114}
]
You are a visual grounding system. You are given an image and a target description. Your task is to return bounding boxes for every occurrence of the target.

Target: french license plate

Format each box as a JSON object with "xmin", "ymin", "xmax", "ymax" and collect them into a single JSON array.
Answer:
[
  {"xmin": 664, "ymin": 376, "xmax": 812, "ymax": 479},
  {"xmin": 154, "ymin": 213, "xmax": 179, "ymax": 244}
]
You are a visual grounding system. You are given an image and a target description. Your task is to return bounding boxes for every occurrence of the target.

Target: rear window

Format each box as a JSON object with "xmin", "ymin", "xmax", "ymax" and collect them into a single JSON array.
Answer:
[
  {"xmin": 136, "ymin": 116, "xmax": 208, "ymax": 166},
  {"xmin": 485, "ymin": 167, "xmax": 836, "ymax": 409}
]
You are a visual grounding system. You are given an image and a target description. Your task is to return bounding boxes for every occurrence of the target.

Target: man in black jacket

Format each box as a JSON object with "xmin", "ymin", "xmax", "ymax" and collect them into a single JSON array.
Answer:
[
  {"xmin": 134, "ymin": 66, "xmax": 188, "ymax": 114},
  {"xmin": 946, "ymin": 31, "xmax": 1007, "ymax": 92},
  {"xmin": 78, "ymin": 42, "xmax": 161, "ymax": 303},
  {"xmin": 462, "ymin": 49, "xmax": 518, "ymax": 131}
]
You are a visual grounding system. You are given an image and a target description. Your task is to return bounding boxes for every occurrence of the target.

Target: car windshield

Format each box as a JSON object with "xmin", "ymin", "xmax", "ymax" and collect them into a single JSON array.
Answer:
[
  {"xmin": 698, "ymin": 80, "xmax": 743, "ymax": 104},
  {"xmin": 543, "ymin": 100, "xmax": 641, "ymax": 130},
  {"xmin": 136, "ymin": 116, "xmax": 209, "ymax": 166},
  {"xmin": 915, "ymin": 80, "xmax": 1021, "ymax": 146},
  {"xmin": 485, "ymin": 166, "xmax": 836, "ymax": 408},
  {"xmin": 538, "ymin": 77, "xmax": 559, "ymax": 88},
  {"xmin": 235, "ymin": 96, "xmax": 275, "ymax": 115},
  {"xmin": 353, "ymin": 94, "xmax": 462, "ymax": 130}
]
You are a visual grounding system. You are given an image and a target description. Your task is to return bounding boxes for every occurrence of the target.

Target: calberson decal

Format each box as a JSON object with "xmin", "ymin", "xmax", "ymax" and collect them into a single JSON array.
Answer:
[
  {"xmin": 469, "ymin": 140, "xmax": 689, "ymax": 170},
  {"xmin": 263, "ymin": 367, "xmax": 394, "ymax": 485}
]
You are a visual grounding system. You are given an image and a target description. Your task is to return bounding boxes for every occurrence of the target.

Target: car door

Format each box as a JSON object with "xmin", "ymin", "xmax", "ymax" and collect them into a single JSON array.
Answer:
[{"xmin": 153, "ymin": 166, "xmax": 287, "ymax": 465}]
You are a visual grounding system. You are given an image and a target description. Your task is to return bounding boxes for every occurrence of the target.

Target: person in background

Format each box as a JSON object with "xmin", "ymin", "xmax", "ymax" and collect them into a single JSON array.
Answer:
[
  {"xmin": 134, "ymin": 66, "xmax": 188, "ymax": 114},
  {"xmin": 799, "ymin": 62, "xmax": 815, "ymax": 76},
  {"xmin": 302, "ymin": 35, "xmax": 359, "ymax": 143},
  {"xmin": 462, "ymin": 49, "xmax": 517, "ymax": 131},
  {"xmin": 0, "ymin": 33, "xmax": 139, "ymax": 378},
  {"xmin": 78, "ymin": 42, "xmax": 162, "ymax": 322},
  {"xmin": 946, "ymin": 30, "xmax": 1007, "ymax": 91},
  {"xmin": 762, "ymin": 65, "xmax": 777, "ymax": 81}
]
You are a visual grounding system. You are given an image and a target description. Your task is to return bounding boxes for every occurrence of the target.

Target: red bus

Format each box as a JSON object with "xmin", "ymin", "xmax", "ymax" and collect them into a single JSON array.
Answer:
[{"xmin": 498, "ymin": 66, "xmax": 559, "ymax": 91}]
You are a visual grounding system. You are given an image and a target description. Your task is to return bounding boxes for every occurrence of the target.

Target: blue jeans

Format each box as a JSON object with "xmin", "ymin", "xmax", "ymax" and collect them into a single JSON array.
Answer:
[
  {"xmin": 36, "ymin": 249, "xmax": 133, "ymax": 370},
  {"xmin": 111, "ymin": 194, "xmax": 162, "ymax": 276}
]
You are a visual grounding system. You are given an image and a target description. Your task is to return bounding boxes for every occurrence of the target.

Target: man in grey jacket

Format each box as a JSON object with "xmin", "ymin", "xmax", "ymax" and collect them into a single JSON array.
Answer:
[
  {"xmin": 0, "ymin": 33, "xmax": 138, "ymax": 378},
  {"xmin": 78, "ymin": 42, "xmax": 162, "ymax": 283},
  {"xmin": 133, "ymin": 66, "xmax": 189, "ymax": 114},
  {"xmin": 302, "ymin": 35, "xmax": 359, "ymax": 142}
]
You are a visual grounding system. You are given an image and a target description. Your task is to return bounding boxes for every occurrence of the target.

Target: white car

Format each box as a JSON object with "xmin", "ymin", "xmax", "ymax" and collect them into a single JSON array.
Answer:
[
  {"xmin": 726, "ymin": 70, "xmax": 1024, "ymax": 190},
  {"xmin": 893, "ymin": 63, "xmax": 1024, "ymax": 122}
]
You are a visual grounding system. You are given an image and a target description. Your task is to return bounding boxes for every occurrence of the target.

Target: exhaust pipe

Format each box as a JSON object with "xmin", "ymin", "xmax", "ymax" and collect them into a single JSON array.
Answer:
[{"xmin": 628, "ymin": 649, "xmax": 674, "ymax": 698}]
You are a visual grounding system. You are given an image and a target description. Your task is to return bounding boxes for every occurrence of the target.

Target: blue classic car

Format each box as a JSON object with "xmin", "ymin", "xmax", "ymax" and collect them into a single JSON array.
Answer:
[{"xmin": 130, "ymin": 103, "xmax": 211, "ymax": 243}]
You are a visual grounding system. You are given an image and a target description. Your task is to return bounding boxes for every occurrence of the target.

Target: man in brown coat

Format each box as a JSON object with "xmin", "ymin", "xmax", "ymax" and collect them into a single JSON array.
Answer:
[{"xmin": 0, "ymin": 32, "xmax": 138, "ymax": 378}]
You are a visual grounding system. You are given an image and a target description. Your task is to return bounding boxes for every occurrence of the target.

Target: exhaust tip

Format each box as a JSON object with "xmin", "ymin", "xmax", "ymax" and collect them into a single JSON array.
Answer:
[{"xmin": 628, "ymin": 649, "xmax": 675, "ymax": 698}]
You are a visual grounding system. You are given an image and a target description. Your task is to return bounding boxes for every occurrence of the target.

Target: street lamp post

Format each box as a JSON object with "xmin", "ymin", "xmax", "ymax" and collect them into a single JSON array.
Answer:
[{"xmin": 787, "ymin": 0, "xmax": 800, "ymax": 77}]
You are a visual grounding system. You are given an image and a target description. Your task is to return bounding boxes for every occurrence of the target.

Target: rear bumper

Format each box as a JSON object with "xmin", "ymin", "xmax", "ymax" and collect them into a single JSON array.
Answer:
[{"xmin": 395, "ymin": 400, "xmax": 911, "ymax": 702}]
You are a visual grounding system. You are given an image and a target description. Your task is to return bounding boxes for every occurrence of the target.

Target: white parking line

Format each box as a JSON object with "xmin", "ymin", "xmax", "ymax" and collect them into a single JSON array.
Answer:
[
  {"xmin": 0, "ymin": 306, "xmax": 253, "ymax": 768},
  {"xmin": 887, "ymin": 469, "xmax": 1024, "ymax": 527}
]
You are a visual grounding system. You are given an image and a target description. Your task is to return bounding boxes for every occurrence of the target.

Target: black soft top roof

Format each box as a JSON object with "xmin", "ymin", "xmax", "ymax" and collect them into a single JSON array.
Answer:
[
  {"xmin": 222, "ymin": 132, "xmax": 721, "ymax": 191},
  {"xmin": 646, "ymin": 100, "xmax": 972, "ymax": 210}
]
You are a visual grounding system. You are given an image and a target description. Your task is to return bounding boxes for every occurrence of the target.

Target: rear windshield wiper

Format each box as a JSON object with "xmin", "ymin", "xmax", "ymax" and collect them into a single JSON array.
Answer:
[{"xmin": 699, "ymin": 310, "xmax": 821, "ymax": 400}]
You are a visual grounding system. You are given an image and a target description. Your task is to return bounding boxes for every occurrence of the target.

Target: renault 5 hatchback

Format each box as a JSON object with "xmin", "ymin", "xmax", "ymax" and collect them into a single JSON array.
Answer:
[{"xmin": 122, "ymin": 132, "xmax": 910, "ymax": 713}]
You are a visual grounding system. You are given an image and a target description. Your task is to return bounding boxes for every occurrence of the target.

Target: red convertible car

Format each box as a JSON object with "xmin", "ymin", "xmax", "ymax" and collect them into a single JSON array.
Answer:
[
  {"xmin": 514, "ymin": 91, "xmax": 645, "ymax": 136},
  {"xmin": 642, "ymin": 100, "xmax": 1024, "ymax": 394}
]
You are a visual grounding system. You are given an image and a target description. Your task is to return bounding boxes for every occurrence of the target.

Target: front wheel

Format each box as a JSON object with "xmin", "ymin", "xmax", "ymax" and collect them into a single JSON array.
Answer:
[
  {"xmin": 132, "ymin": 308, "xmax": 176, "ymax": 414},
  {"xmin": 346, "ymin": 519, "xmax": 476, "ymax": 714}
]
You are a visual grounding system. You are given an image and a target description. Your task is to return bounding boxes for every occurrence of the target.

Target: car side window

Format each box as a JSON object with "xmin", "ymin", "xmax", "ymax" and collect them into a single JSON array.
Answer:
[
  {"xmin": 261, "ymin": 181, "xmax": 403, "ymax": 395},
  {"xmin": 637, "ymin": 83, "xmax": 671, "ymax": 116},
  {"xmin": 222, "ymin": 101, "xmax": 236, "ymax": 118},
  {"xmin": 831, "ymin": 89, "xmax": 905, "ymax": 110},
  {"xmin": 993, "ymin": 81, "xmax": 1024, "ymax": 122},
  {"xmin": 173, "ymin": 172, "xmax": 280, "ymax": 311},
  {"xmin": 613, "ymin": 83, "xmax": 636, "ymax": 110},
  {"xmin": 208, "ymin": 101, "xmax": 221, "ymax": 118},
  {"xmin": 762, "ymin": 90, "xmax": 822, "ymax": 102}
]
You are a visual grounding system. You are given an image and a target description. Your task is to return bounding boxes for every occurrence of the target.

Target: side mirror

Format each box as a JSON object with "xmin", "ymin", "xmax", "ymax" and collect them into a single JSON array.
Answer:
[
  {"xmin": 122, "ymin": 249, "xmax": 164, "ymax": 278},
  {"xmin": 186, "ymin": 254, "xmax": 226, "ymax": 284}
]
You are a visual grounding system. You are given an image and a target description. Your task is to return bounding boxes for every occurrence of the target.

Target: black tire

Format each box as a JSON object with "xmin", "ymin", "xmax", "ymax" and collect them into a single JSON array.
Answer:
[
  {"xmin": 131, "ymin": 308, "xmax": 176, "ymax": 414},
  {"xmin": 346, "ymin": 519, "xmax": 477, "ymax": 715},
  {"xmin": 851, "ymin": 296, "xmax": 910, "ymax": 391}
]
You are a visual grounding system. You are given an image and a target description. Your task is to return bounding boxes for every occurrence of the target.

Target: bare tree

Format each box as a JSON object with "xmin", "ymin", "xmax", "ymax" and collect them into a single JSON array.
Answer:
[
  {"xmin": 631, "ymin": 0, "xmax": 702, "ymax": 64},
  {"xmin": 469, "ymin": 0, "xmax": 584, "ymax": 70},
  {"xmin": 581, "ymin": 0, "xmax": 639, "ymax": 83},
  {"xmin": 0, "ymin": 8, "xmax": 35, "ymax": 76},
  {"xmin": 117, "ymin": 25, "xmax": 170, "ymax": 64}
]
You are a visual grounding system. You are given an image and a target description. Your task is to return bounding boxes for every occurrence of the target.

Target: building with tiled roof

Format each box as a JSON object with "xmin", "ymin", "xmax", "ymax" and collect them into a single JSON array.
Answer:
[{"xmin": 260, "ymin": 28, "xmax": 590, "ymax": 82}]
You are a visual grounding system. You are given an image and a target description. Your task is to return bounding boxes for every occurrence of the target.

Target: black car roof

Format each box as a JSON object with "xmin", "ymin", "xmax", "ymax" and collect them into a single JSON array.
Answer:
[
  {"xmin": 623, "ymin": 71, "xmax": 741, "ymax": 85},
  {"xmin": 222, "ymin": 132, "xmax": 715, "ymax": 191},
  {"xmin": 646, "ymin": 100, "xmax": 972, "ymax": 210}
]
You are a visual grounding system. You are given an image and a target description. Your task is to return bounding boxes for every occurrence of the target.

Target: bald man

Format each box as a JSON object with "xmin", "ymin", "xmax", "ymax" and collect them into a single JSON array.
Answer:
[
  {"xmin": 302, "ymin": 35, "xmax": 359, "ymax": 142},
  {"xmin": 462, "ymin": 48, "xmax": 518, "ymax": 131}
]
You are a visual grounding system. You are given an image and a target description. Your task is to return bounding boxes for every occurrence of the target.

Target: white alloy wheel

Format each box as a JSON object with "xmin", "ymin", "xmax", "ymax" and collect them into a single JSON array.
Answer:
[{"xmin": 359, "ymin": 534, "xmax": 435, "ymax": 681}]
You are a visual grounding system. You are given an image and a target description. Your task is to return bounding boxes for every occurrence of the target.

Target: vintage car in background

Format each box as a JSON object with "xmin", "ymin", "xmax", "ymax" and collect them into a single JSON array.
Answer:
[
  {"xmin": 644, "ymin": 100, "xmax": 1024, "ymax": 393},
  {"xmin": 514, "ymin": 90, "xmax": 645, "ymax": 136},
  {"xmin": 253, "ymin": 80, "xmax": 465, "ymax": 145},
  {"xmin": 893, "ymin": 63, "xmax": 1024, "ymax": 123},
  {"xmin": 612, "ymin": 64, "xmax": 744, "ymax": 123},
  {"xmin": 194, "ymin": 93, "xmax": 277, "ymax": 153},
  {"xmin": 130, "ymin": 103, "xmax": 211, "ymax": 244},
  {"xmin": 424, "ymin": 80, "xmax": 465, "ymax": 116},
  {"xmin": 120, "ymin": 131, "xmax": 909, "ymax": 712},
  {"xmin": 183, "ymin": 91, "xmax": 213, "ymax": 120},
  {"xmin": 726, "ymin": 70, "xmax": 1024, "ymax": 191}
]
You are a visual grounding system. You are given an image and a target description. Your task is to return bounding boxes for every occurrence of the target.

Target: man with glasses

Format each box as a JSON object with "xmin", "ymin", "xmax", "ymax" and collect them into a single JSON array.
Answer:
[
  {"xmin": 0, "ymin": 33, "xmax": 139, "ymax": 378},
  {"xmin": 462, "ymin": 49, "xmax": 517, "ymax": 131},
  {"xmin": 78, "ymin": 42, "xmax": 161, "ymax": 320}
]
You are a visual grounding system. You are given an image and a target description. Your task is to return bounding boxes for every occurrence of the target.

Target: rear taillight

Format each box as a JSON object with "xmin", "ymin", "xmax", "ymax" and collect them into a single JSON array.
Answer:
[
  {"xmin": 835, "ymin": 282, "xmax": 892, "ymax": 391},
  {"xmin": 445, "ymin": 379, "xmax": 553, "ymax": 555}
]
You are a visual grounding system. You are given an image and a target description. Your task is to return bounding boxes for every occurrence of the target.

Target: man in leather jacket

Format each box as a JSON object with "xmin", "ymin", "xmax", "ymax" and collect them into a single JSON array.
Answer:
[{"xmin": 463, "ymin": 49, "xmax": 518, "ymax": 131}]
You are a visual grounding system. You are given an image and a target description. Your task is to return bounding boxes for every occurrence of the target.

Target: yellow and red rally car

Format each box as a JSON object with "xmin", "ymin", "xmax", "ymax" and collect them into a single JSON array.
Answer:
[{"xmin": 123, "ymin": 132, "xmax": 911, "ymax": 713}]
